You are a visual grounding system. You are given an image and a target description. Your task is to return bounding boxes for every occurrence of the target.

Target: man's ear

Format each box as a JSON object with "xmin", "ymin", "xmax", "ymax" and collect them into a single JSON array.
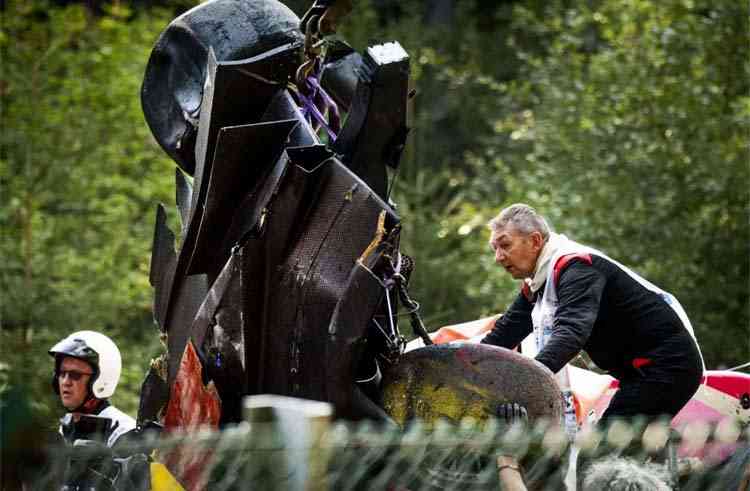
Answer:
[{"xmin": 530, "ymin": 231, "xmax": 545, "ymax": 251}]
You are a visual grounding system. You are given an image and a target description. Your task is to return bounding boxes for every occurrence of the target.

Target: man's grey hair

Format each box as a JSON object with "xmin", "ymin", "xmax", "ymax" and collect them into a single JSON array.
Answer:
[
  {"xmin": 487, "ymin": 203, "xmax": 551, "ymax": 240},
  {"xmin": 582, "ymin": 458, "xmax": 672, "ymax": 491}
]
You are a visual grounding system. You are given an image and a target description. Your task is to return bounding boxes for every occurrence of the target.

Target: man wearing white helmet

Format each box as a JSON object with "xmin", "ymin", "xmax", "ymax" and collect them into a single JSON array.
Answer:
[{"xmin": 49, "ymin": 331, "xmax": 136, "ymax": 448}]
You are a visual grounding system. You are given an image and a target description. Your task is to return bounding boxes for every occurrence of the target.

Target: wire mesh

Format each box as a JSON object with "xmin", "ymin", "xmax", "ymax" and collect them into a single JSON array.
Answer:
[{"xmin": 10, "ymin": 416, "xmax": 749, "ymax": 491}]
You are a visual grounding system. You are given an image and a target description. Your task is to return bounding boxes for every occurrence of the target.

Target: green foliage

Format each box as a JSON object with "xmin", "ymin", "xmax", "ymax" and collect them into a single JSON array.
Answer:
[{"xmin": 1, "ymin": 1, "xmax": 173, "ymax": 422}]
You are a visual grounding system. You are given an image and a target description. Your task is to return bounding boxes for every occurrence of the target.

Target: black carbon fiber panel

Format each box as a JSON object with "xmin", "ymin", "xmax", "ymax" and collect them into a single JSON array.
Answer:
[{"xmin": 241, "ymin": 150, "xmax": 399, "ymax": 406}]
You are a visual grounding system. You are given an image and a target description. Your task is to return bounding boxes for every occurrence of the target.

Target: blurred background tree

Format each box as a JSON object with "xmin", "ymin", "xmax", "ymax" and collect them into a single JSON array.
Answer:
[
  {"xmin": 2, "ymin": 0, "xmax": 747, "ymax": 426},
  {"xmin": 1, "ymin": 1, "xmax": 179, "ymax": 424}
]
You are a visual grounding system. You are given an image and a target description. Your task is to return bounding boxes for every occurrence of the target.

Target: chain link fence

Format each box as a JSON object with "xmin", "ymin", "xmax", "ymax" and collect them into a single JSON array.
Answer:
[{"xmin": 8, "ymin": 400, "xmax": 750, "ymax": 491}]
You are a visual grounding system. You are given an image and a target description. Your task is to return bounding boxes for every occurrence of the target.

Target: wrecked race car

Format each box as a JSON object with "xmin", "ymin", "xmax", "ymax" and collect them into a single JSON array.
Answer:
[{"xmin": 137, "ymin": 0, "xmax": 562, "ymax": 435}]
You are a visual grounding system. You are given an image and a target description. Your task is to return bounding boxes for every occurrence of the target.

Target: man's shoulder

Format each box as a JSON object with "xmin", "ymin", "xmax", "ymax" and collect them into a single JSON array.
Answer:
[
  {"xmin": 553, "ymin": 252, "xmax": 594, "ymax": 286},
  {"xmin": 100, "ymin": 405, "xmax": 136, "ymax": 426},
  {"xmin": 99, "ymin": 405, "xmax": 136, "ymax": 447}
]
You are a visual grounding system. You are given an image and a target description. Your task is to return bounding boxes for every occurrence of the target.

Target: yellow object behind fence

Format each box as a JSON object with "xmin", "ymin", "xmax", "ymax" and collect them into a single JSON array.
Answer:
[{"xmin": 150, "ymin": 462, "xmax": 185, "ymax": 491}]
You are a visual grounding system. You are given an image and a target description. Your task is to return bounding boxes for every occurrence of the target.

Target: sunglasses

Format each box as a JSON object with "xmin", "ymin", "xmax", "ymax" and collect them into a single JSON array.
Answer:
[{"xmin": 56, "ymin": 370, "xmax": 93, "ymax": 382}]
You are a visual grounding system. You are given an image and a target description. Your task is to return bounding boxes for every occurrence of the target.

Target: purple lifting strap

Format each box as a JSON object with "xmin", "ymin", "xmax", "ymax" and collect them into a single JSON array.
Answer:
[{"xmin": 297, "ymin": 59, "xmax": 341, "ymax": 141}]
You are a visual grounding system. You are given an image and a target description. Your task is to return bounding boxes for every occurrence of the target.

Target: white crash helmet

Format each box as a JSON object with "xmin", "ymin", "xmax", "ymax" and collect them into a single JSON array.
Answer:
[{"xmin": 49, "ymin": 330, "xmax": 122, "ymax": 399}]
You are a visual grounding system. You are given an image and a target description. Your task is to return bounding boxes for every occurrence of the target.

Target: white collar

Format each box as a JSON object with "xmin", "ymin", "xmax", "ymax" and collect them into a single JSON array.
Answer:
[{"xmin": 528, "ymin": 232, "xmax": 565, "ymax": 293}]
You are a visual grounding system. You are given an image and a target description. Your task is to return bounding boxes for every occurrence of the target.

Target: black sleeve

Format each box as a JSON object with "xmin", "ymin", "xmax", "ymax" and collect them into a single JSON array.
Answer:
[
  {"xmin": 481, "ymin": 292, "xmax": 533, "ymax": 349},
  {"xmin": 535, "ymin": 261, "xmax": 605, "ymax": 373}
]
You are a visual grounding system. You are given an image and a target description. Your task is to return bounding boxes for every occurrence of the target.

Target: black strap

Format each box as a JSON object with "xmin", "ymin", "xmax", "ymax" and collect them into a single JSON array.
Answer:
[{"xmin": 395, "ymin": 277, "xmax": 432, "ymax": 346}]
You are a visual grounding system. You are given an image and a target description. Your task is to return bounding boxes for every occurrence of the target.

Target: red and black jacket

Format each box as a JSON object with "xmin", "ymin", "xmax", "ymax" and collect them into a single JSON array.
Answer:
[{"xmin": 481, "ymin": 255, "xmax": 703, "ymax": 383}]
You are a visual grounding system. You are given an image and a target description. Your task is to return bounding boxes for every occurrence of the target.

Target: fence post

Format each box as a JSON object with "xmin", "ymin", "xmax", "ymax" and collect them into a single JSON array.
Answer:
[{"xmin": 244, "ymin": 395, "xmax": 333, "ymax": 491}]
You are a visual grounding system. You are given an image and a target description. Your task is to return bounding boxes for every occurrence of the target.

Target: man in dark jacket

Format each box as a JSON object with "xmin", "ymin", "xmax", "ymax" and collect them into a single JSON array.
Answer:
[{"xmin": 482, "ymin": 203, "xmax": 703, "ymax": 423}]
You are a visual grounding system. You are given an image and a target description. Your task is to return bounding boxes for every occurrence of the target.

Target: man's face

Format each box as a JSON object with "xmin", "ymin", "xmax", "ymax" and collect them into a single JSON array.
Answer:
[
  {"xmin": 58, "ymin": 357, "xmax": 94, "ymax": 411},
  {"xmin": 489, "ymin": 226, "xmax": 544, "ymax": 279}
]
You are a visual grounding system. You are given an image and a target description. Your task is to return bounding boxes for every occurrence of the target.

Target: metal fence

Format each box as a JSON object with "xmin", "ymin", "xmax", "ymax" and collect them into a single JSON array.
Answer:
[{"xmin": 9, "ymin": 397, "xmax": 750, "ymax": 491}]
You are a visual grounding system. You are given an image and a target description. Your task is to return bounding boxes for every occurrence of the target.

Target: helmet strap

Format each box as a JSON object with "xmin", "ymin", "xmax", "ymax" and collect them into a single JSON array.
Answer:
[
  {"xmin": 70, "ymin": 393, "xmax": 106, "ymax": 415},
  {"xmin": 83, "ymin": 395, "xmax": 103, "ymax": 413}
]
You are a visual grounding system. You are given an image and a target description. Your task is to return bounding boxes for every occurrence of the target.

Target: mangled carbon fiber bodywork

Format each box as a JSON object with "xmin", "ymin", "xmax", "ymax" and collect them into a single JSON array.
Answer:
[{"xmin": 139, "ymin": 0, "xmax": 412, "ymax": 425}]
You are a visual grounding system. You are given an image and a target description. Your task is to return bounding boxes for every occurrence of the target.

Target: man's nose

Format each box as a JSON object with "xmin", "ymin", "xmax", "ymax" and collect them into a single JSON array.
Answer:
[{"xmin": 495, "ymin": 249, "xmax": 505, "ymax": 263}]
